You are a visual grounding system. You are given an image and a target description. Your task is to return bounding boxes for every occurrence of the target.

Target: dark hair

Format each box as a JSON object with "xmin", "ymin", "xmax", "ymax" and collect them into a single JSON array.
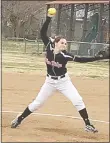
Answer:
[{"xmin": 54, "ymin": 35, "xmax": 65, "ymax": 43}]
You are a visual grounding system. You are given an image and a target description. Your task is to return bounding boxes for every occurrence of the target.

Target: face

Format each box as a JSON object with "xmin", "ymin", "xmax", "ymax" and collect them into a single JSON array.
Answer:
[{"xmin": 55, "ymin": 38, "xmax": 67, "ymax": 51}]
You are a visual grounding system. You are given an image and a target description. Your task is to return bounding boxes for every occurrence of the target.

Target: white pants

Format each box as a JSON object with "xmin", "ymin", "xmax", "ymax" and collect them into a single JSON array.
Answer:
[{"xmin": 28, "ymin": 73, "xmax": 85, "ymax": 112}]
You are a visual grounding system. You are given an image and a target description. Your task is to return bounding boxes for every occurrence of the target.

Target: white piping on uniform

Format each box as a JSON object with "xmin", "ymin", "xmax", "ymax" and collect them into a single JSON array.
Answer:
[
  {"xmin": 45, "ymin": 40, "xmax": 56, "ymax": 76},
  {"xmin": 49, "ymin": 37, "xmax": 55, "ymax": 42},
  {"xmin": 45, "ymin": 41, "xmax": 51, "ymax": 49},
  {"xmin": 49, "ymin": 44, "xmax": 54, "ymax": 51},
  {"xmin": 49, "ymin": 42, "xmax": 56, "ymax": 76},
  {"xmin": 73, "ymin": 55, "xmax": 76, "ymax": 61},
  {"xmin": 52, "ymin": 51, "xmax": 56, "ymax": 76},
  {"xmin": 60, "ymin": 51, "xmax": 73, "ymax": 59}
]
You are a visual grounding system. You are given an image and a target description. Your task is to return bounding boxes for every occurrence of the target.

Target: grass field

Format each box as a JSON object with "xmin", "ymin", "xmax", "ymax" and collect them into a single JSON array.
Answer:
[
  {"xmin": 2, "ymin": 52, "xmax": 109, "ymax": 78},
  {"xmin": 2, "ymin": 40, "xmax": 44, "ymax": 53}
]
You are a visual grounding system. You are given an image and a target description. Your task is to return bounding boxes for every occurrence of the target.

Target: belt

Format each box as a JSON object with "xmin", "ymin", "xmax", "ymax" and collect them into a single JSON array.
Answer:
[{"xmin": 47, "ymin": 74, "xmax": 65, "ymax": 80}]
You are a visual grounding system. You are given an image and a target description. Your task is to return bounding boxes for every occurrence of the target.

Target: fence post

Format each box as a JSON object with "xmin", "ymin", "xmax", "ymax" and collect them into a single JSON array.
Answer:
[
  {"xmin": 81, "ymin": 4, "xmax": 89, "ymax": 41},
  {"xmin": 98, "ymin": 4, "xmax": 104, "ymax": 43},
  {"xmin": 56, "ymin": 4, "xmax": 62, "ymax": 35},
  {"xmin": 24, "ymin": 38, "xmax": 26, "ymax": 53},
  {"xmin": 37, "ymin": 40, "xmax": 40, "ymax": 53}
]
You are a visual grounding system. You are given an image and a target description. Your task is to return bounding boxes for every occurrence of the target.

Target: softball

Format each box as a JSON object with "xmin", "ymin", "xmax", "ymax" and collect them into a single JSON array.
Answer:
[{"xmin": 48, "ymin": 8, "xmax": 56, "ymax": 15}]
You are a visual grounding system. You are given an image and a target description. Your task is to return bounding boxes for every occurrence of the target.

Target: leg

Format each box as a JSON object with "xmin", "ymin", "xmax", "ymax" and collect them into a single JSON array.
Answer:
[
  {"xmin": 57, "ymin": 78, "xmax": 98, "ymax": 133},
  {"xmin": 28, "ymin": 81, "xmax": 56, "ymax": 112},
  {"xmin": 57, "ymin": 78, "xmax": 85, "ymax": 111},
  {"xmin": 11, "ymin": 80, "xmax": 56, "ymax": 128}
]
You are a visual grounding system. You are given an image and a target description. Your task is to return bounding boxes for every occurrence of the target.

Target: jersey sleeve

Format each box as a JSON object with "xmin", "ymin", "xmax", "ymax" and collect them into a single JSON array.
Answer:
[
  {"xmin": 40, "ymin": 16, "xmax": 51, "ymax": 46},
  {"xmin": 62, "ymin": 50, "xmax": 105, "ymax": 62},
  {"xmin": 61, "ymin": 50, "xmax": 75, "ymax": 61},
  {"xmin": 73, "ymin": 55, "xmax": 105, "ymax": 63}
]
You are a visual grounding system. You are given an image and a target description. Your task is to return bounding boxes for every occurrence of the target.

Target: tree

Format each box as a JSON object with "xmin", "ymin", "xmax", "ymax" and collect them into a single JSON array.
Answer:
[{"xmin": 2, "ymin": 1, "xmax": 48, "ymax": 39}]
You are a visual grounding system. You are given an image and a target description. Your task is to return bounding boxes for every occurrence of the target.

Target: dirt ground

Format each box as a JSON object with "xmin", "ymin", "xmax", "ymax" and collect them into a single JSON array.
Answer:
[{"xmin": 2, "ymin": 72, "xmax": 109, "ymax": 142}]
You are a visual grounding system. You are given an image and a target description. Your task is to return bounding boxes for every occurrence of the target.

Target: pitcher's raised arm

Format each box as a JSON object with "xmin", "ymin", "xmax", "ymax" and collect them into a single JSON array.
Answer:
[{"xmin": 40, "ymin": 16, "xmax": 51, "ymax": 46}]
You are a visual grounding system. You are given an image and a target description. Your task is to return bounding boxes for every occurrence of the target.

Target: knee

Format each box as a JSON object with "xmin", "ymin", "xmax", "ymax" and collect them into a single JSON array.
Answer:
[
  {"xmin": 72, "ymin": 98, "xmax": 85, "ymax": 111},
  {"xmin": 28, "ymin": 99, "xmax": 43, "ymax": 112}
]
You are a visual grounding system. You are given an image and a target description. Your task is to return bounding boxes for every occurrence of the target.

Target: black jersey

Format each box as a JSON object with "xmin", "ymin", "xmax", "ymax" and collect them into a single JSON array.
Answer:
[
  {"xmin": 40, "ymin": 16, "xmax": 75, "ymax": 76},
  {"xmin": 40, "ymin": 16, "xmax": 104, "ymax": 76}
]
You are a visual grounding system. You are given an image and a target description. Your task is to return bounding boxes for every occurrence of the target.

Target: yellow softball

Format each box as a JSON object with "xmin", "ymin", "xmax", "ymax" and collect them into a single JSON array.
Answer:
[{"xmin": 48, "ymin": 8, "xmax": 56, "ymax": 15}]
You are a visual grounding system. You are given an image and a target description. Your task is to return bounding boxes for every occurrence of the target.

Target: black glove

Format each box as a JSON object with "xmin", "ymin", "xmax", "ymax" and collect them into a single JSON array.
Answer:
[{"xmin": 95, "ymin": 49, "xmax": 109, "ymax": 59}]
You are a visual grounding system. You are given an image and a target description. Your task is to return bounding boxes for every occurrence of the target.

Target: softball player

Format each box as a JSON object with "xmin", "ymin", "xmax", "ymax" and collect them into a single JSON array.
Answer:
[{"xmin": 11, "ymin": 8, "xmax": 105, "ymax": 133}]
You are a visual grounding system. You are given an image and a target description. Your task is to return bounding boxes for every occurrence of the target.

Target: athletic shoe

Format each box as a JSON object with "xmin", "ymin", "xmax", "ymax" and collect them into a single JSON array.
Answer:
[
  {"xmin": 85, "ymin": 124, "xmax": 98, "ymax": 133},
  {"xmin": 11, "ymin": 114, "xmax": 21, "ymax": 128}
]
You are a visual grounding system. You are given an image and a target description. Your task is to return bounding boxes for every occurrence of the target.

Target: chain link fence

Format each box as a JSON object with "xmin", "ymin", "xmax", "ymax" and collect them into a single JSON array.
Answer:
[
  {"xmin": 2, "ymin": 37, "xmax": 44, "ymax": 54},
  {"xmin": 2, "ymin": 37, "xmax": 109, "ymax": 56},
  {"xmin": 68, "ymin": 41, "xmax": 109, "ymax": 56}
]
